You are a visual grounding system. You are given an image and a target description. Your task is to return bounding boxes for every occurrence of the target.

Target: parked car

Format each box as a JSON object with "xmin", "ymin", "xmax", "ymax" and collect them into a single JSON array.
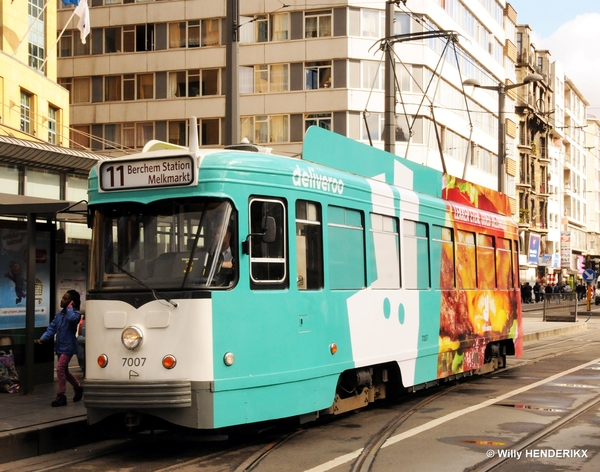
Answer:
[{"xmin": 595, "ymin": 287, "xmax": 600, "ymax": 305}]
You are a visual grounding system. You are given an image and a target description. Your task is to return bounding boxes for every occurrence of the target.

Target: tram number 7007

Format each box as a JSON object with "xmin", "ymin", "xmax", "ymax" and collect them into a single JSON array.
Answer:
[{"xmin": 122, "ymin": 357, "xmax": 147, "ymax": 367}]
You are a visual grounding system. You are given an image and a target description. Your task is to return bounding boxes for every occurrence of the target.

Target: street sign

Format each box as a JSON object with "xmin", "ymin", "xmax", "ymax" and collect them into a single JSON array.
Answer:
[{"xmin": 583, "ymin": 269, "xmax": 596, "ymax": 283}]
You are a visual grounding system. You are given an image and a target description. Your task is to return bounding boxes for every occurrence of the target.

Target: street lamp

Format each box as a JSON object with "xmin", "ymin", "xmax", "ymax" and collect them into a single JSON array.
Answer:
[{"xmin": 462, "ymin": 73, "xmax": 543, "ymax": 193}]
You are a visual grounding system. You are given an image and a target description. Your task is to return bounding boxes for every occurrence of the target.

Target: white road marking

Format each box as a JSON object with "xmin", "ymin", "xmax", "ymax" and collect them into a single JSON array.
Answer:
[{"xmin": 304, "ymin": 356, "xmax": 600, "ymax": 472}]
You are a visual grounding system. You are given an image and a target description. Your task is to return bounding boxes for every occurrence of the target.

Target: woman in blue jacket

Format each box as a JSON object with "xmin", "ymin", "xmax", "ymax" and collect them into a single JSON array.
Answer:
[{"xmin": 38, "ymin": 290, "xmax": 83, "ymax": 407}]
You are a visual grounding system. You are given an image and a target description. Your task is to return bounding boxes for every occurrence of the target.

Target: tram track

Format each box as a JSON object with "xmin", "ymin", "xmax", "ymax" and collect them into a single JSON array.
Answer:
[
  {"xmin": 473, "ymin": 391, "xmax": 600, "ymax": 471},
  {"xmin": 4, "ymin": 328, "xmax": 599, "ymax": 472}
]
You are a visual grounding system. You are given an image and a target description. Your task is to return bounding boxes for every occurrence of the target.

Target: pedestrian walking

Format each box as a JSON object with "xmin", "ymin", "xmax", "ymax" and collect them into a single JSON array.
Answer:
[{"xmin": 37, "ymin": 290, "xmax": 83, "ymax": 407}]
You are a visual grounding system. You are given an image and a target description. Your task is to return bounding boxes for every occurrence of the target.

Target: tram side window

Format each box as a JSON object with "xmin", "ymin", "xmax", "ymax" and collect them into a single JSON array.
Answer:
[
  {"xmin": 477, "ymin": 234, "xmax": 496, "ymax": 289},
  {"xmin": 456, "ymin": 230, "xmax": 476, "ymax": 289},
  {"xmin": 432, "ymin": 225, "xmax": 454, "ymax": 289},
  {"xmin": 403, "ymin": 220, "xmax": 430, "ymax": 289},
  {"xmin": 328, "ymin": 206, "xmax": 365, "ymax": 289},
  {"xmin": 496, "ymin": 237, "xmax": 513, "ymax": 290},
  {"xmin": 249, "ymin": 198, "xmax": 287, "ymax": 287},
  {"xmin": 296, "ymin": 200, "xmax": 323, "ymax": 290},
  {"xmin": 370, "ymin": 213, "xmax": 400, "ymax": 289}
]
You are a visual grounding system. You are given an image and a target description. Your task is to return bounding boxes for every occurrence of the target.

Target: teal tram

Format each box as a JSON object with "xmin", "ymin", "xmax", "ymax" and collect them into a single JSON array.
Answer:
[{"xmin": 83, "ymin": 122, "xmax": 522, "ymax": 430}]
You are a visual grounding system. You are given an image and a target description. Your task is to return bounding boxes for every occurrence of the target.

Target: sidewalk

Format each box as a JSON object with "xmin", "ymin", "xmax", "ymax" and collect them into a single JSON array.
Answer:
[
  {"xmin": 0, "ymin": 311, "xmax": 598, "ymax": 464},
  {"xmin": 0, "ymin": 357, "xmax": 88, "ymax": 464}
]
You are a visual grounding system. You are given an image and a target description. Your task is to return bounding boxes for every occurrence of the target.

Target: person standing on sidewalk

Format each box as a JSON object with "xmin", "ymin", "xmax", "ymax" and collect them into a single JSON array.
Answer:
[{"xmin": 37, "ymin": 290, "xmax": 83, "ymax": 407}]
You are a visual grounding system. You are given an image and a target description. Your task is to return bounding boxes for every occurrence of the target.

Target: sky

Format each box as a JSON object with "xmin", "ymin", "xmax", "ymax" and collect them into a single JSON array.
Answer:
[{"xmin": 508, "ymin": 0, "xmax": 600, "ymax": 114}]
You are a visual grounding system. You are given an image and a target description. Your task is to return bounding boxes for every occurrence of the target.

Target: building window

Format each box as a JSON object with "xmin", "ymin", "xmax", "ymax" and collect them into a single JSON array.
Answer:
[
  {"xmin": 202, "ymin": 19, "xmax": 220, "ymax": 46},
  {"xmin": 137, "ymin": 74, "xmax": 154, "ymax": 99},
  {"xmin": 105, "ymin": 76, "xmax": 122, "ymax": 101},
  {"xmin": 135, "ymin": 122, "xmax": 154, "ymax": 148},
  {"xmin": 254, "ymin": 64, "xmax": 289, "ymax": 93},
  {"xmin": 255, "ymin": 12, "xmax": 290, "ymax": 42},
  {"xmin": 168, "ymin": 121, "xmax": 186, "ymax": 146},
  {"xmin": 48, "ymin": 105, "xmax": 58, "ymax": 144},
  {"xmin": 28, "ymin": 0, "xmax": 45, "ymax": 71},
  {"xmin": 105, "ymin": 27, "xmax": 122, "ymax": 53},
  {"xmin": 104, "ymin": 124, "xmax": 122, "ymax": 149},
  {"xmin": 168, "ymin": 20, "xmax": 219, "ymax": 48},
  {"xmin": 362, "ymin": 61, "xmax": 383, "ymax": 90},
  {"xmin": 201, "ymin": 118, "xmax": 220, "ymax": 146},
  {"xmin": 361, "ymin": 9, "xmax": 383, "ymax": 38},
  {"xmin": 305, "ymin": 113, "xmax": 331, "ymax": 132},
  {"xmin": 71, "ymin": 125, "xmax": 90, "ymax": 150},
  {"xmin": 20, "ymin": 90, "xmax": 32, "ymax": 134},
  {"xmin": 305, "ymin": 61, "xmax": 332, "ymax": 89},
  {"xmin": 305, "ymin": 10, "xmax": 332, "ymax": 38},
  {"xmin": 167, "ymin": 70, "xmax": 220, "ymax": 98},
  {"xmin": 241, "ymin": 115, "xmax": 290, "ymax": 144}
]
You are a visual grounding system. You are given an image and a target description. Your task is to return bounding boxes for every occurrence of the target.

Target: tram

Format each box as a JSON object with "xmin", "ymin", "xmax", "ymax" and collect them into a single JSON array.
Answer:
[{"xmin": 83, "ymin": 120, "xmax": 522, "ymax": 430}]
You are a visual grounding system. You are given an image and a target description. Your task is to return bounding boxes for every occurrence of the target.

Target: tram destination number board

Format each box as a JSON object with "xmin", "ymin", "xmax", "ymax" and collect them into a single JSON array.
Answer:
[{"xmin": 99, "ymin": 155, "xmax": 196, "ymax": 192}]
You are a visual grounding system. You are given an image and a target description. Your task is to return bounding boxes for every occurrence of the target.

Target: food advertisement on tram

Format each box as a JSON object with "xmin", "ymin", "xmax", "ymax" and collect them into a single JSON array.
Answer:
[{"xmin": 438, "ymin": 175, "xmax": 521, "ymax": 378}]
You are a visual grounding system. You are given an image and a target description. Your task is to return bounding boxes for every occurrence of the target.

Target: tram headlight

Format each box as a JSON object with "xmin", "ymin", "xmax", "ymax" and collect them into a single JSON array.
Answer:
[{"xmin": 121, "ymin": 326, "xmax": 143, "ymax": 351}]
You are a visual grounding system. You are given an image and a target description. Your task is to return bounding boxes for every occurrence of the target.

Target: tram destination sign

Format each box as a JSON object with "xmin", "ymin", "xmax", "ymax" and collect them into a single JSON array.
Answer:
[{"xmin": 99, "ymin": 154, "xmax": 196, "ymax": 192}]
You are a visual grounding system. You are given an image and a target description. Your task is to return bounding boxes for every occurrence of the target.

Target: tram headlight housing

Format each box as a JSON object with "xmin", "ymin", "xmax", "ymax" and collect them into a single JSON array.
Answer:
[{"xmin": 121, "ymin": 326, "xmax": 143, "ymax": 351}]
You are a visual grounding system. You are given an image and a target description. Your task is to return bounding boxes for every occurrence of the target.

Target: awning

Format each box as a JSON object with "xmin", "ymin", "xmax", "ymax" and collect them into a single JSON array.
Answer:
[
  {"xmin": 0, "ymin": 193, "xmax": 87, "ymax": 222},
  {"xmin": 0, "ymin": 134, "xmax": 110, "ymax": 173}
]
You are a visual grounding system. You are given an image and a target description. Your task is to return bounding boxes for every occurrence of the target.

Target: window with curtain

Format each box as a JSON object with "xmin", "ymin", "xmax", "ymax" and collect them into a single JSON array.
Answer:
[
  {"xmin": 135, "ymin": 122, "xmax": 154, "ymax": 148},
  {"xmin": 48, "ymin": 105, "xmax": 58, "ymax": 144},
  {"xmin": 270, "ymin": 115, "xmax": 289, "ymax": 142},
  {"xmin": 239, "ymin": 66, "xmax": 254, "ymax": 93},
  {"xmin": 169, "ymin": 22, "xmax": 185, "ymax": 48},
  {"xmin": 123, "ymin": 124, "xmax": 135, "ymax": 148},
  {"xmin": 104, "ymin": 123, "xmax": 122, "ymax": 149},
  {"xmin": 305, "ymin": 61, "xmax": 331, "ymax": 89},
  {"xmin": 71, "ymin": 78, "xmax": 91, "ymax": 103},
  {"xmin": 202, "ymin": 69, "xmax": 219, "ymax": 95},
  {"xmin": 188, "ymin": 21, "xmax": 200, "ymax": 47},
  {"xmin": 270, "ymin": 64, "xmax": 288, "ymax": 92},
  {"xmin": 71, "ymin": 125, "xmax": 90, "ymax": 150},
  {"xmin": 169, "ymin": 71, "xmax": 186, "ymax": 97},
  {"xmin": 361, "ymin": 9, "xmax": 381, "ymax": 38},
  {"xmin": 168, "ymin": 120, "xmax": 186, "ymax": 145},
  {"xmin": 305, "ymin": 10, "xmax": 332, "ymax": 38},
  {"xmin": 271, "ymin": 12, "xmax": 289, "ymax": 41},
  {"xmin": 201, "ymin": 19, "xmax": 219, "ymax": 46},
  {"xmin": 137, "ymin": 74, "xmax": 154, "ymax": 99},
  {"xmin": 255, "ymin": 65, "xmax": 269, "ymax": 93},
  {"xmin": 105, "ymin": 76, "xmax": 122, "ymax": 101}
]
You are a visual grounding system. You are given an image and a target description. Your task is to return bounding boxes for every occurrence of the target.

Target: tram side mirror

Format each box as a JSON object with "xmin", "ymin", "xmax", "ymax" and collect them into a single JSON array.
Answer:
[
  {"xmin": 261, "ymin": 216, "xmax": 276, "ymax": 243},
  {"xmin": 241, "ymin": 216, "xmax": 277, "ymax": 255},
  {"xmin": 56, "ymin": 228, "xmax": 66, "ymax": 254}
]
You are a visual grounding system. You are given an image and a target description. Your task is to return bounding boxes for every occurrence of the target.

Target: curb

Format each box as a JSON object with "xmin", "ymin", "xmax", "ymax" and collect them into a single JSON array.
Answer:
[
  {"xmin": 0, "ymin": 416, "xmax": 88, "ymax": 465},
  {"xmin": 522, "ymin": 322, "xmax": 588, "ymax": 342}
]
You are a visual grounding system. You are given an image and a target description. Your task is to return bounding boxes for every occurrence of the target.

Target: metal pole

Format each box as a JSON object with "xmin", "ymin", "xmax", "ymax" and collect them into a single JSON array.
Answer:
[
  {"xmin": 24, "ymin": 214, "xmax": 37, "ymax": 394},
  {"xmin": 225, "ymin": 0, "xmax": 240, "ymax": 145},
  {"xmin": 383, "ymin": 1, "xmax": 396, "ymax": 155},
  {"xmin": 497, "ymin": 83, "xmax": 506, "ymax": 194}
]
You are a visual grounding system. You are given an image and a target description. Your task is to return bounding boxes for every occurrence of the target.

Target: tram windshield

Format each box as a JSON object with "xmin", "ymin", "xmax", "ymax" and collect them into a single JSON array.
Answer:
[{"xmin": 89, "ymin": 199, "xmax": 235, "ymax": 291}]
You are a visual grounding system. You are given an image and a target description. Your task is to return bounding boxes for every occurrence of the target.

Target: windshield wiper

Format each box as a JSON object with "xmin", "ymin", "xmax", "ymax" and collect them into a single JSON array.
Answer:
[{"xmin": 106, "ymin": 259, "xmax": 179, "ymax": 308}]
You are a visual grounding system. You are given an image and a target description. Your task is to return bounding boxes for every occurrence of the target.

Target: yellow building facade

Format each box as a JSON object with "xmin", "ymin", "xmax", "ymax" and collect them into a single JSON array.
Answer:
[{"xmin": 1, "ymin": 0, "xmax": 69, "ymax": 143}]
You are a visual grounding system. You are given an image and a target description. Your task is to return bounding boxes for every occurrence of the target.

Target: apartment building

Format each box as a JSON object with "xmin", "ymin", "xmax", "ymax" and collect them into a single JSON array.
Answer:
[
  {"xmin": 57, "ymin": 0, "xmax": 510, "ymax": 194},
  {"xmin": 512, "ymin": 24, "xmax": 553, "ymax": 283}
]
